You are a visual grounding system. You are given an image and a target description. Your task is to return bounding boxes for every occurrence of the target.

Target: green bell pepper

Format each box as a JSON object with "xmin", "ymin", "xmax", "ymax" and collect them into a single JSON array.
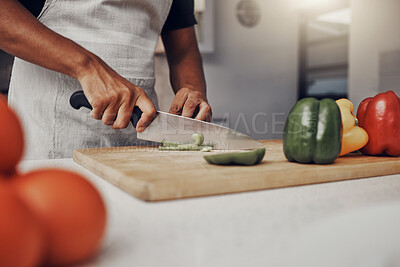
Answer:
[
  {"xmin": 283, "ymin": 98, "xmax": 342, "ymax": 164},
  {"xmin": 203, "ymin": 148, "xmax": 265, "ymax": 166}
]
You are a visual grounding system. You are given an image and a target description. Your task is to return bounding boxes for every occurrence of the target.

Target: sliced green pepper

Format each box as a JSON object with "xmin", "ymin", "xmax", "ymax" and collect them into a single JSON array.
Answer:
[
  {"xmin": 203, "ymin": 148, "xmax": 266, "ymax": 166},
  {"xmin": 200, "ymin": 146, "xmax": 212, "ymax": 152},
  {"xmin": 159, "ymin": 144, "xmax": 213, "ymax": 151},
  {"xmin": 192, "ymin": 133, "xmax": 204, "ymax": 145},
  {"xmin": 161, "ymin": 140, "xmax": 183, "ymax": 147},
  {"xmin": 159, "ymin": 133, "xmax": 213, "ymax": 151}
]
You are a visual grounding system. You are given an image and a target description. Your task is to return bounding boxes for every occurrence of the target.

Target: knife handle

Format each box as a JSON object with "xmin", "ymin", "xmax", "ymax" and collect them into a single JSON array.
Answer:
[{"xmin": 69, "ymin": 91, "xmax": 143, "ymax": 128}]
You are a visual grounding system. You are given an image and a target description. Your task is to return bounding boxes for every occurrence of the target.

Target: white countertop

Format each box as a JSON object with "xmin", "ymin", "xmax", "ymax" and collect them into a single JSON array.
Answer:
[{"xmin": 20, "ymin": 159, "xmax": 400, "ymax": 267}]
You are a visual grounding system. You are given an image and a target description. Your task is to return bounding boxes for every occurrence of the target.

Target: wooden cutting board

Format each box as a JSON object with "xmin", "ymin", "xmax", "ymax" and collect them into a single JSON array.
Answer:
[{"xmin": 73, "ymin": 140, "xmax": 400, "ymax": 201}]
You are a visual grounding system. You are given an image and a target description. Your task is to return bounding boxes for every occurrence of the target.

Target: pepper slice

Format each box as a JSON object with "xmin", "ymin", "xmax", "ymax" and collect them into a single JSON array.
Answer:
[
  {"xmin": 159, "ymin": 133, "xmax": 213, "ymax": 151},
  {"xmin": 159, "ymin": 144, "xmax": 213, "ymax": 151},
  {"xmin": 203, "ymin": 148, "xmax": 265, "ymax": 166},
  {"xmin": 335, "ymin": 99, "xmax": 369, "ymax": 156},
  {"xmin": 283, "ymin": 98, "xmax": 342, "ymax": 164}
]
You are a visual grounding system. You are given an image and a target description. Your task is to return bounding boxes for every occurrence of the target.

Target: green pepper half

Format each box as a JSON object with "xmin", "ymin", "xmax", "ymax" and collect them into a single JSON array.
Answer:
[
  {"xmin": 203, "ymin": 148, "xmax": 265, "ymax": 166},
  {"xmin": 283, "ymin": 97, "xmax": 342, "ymax": 164}
]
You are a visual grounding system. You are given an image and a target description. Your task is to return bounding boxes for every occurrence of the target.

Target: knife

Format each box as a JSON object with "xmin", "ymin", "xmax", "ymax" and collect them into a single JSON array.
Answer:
[{"xmin": 70, "ymin": 91, "xmax": 263, "ymax": 150}]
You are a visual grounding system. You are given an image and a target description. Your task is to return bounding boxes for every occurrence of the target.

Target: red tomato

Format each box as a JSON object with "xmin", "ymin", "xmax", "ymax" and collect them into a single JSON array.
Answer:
[
  {"xmin": 12, "ymin": 169, "xmax": 106, "ymax": 266},
  {"xmin": 0, "ymin": 179, "xmax": 45, "ymax": 267},
  {"xmin": 0, "ymin": 96, "xmax": 24, "ymax": 175}
]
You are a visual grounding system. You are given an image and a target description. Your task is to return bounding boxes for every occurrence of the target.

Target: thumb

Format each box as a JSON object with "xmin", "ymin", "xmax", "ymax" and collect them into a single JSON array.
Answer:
[{"xmin": 135, "ymin": 93, "xmax": 157, "ymax": 133}]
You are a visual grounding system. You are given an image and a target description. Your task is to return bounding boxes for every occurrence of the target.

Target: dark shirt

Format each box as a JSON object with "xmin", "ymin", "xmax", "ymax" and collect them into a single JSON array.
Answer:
[{"xmin": 18, "ymin": 0, "xmax": 196, "ymax": 32}]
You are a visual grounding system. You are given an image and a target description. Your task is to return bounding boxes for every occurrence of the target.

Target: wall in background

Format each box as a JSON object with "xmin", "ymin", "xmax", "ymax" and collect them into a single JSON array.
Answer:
[
  {"xmin": 155, "ymin": 0, "xmax": 299, "ymax": 140},
  {"xmin": 349, "ymin": 0, "xmax": 400, "ymax": 110}
]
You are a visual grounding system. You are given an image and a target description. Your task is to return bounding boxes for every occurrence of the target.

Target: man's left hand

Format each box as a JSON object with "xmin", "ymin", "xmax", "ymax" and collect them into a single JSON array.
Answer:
[{"xmin": 169, "ymin": 87, "xmax": 212, "ymax": 122}]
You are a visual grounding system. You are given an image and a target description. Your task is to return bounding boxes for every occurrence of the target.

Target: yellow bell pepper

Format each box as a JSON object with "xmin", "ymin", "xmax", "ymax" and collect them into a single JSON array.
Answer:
[{"xmin": 336, "ymin": 99, "xmax": 369, "ymax": 156}]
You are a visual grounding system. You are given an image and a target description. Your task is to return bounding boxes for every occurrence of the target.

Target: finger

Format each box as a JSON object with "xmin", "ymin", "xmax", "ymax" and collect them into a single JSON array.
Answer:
[
  {"xmin": 90, "ymin": 101, "xmax": 107, "ymax": 120},
  {"xmin": 102, "ymin": 102, "xmax": 120, "ymax": 126},
  {"xmin": 112, "ymin": 102, "xmax": 132, "ymax": 129},
  {"xmin": 169, "ymin": 92, "xmax": 188, "ymax": 115},
  {"xmin": 194, "ymin": 102, "xmax": 212, "ymax": 122},
  {"xmin": 80, "ymin": 81, "xmax": 106, "ymax": 120},
  {"xmin": 181, "ymin": 97, "xmax": 200, "ymax": 118},
  {"xmin": 135, "ymin": 93, "xmax": 157, "ymax": 133}
]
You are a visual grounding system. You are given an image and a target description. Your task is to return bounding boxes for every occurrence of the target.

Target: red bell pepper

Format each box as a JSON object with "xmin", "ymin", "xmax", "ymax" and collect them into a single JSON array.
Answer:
[{"xmin": 357, "ymin": 90, "xmax": 400, "ymax": 156}]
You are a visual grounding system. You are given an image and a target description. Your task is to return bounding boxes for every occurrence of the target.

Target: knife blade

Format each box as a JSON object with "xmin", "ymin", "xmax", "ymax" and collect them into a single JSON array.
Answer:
[
  {"xmin": 137, "ymin": 111, "xmax": 263, "ymax": 150},
  {"xmin": 70, "ymin": 91, "xmax": 264, "ymax": 150}
]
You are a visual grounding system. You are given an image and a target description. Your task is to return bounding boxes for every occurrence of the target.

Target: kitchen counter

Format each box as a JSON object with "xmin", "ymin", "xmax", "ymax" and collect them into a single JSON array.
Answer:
[{"xmin": 20, "ymin": 159, "xmax": 400, "ymax": 267}]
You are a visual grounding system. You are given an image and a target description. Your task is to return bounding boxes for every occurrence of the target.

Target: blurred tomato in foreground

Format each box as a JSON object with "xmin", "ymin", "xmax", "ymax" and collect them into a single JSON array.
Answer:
[
  {"xmin": 0, "ymin": 179, "xmax": 45, "ymax": 267},
  {"xmin": 12, "ymin": 169, "xmax": 106, "ymax": 266},
  {"xmin": 0, "ymin": 96, "xmax": 24, "ymax": 175}
]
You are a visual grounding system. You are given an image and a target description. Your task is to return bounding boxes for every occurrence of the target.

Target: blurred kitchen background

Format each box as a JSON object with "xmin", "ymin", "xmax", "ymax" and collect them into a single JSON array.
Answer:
[{"xmin": 1, "ymin": 0, "xmax": 399, "ymax": 140}]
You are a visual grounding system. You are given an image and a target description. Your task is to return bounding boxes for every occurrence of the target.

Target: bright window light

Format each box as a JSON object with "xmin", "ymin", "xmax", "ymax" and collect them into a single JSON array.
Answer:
[
  {"xmin": 194, "ymin": 0, "xmax": 206, "ymax": 13},
  {"xmin": 317, "ymin": 8, "xmax": 351, "ymax": 24},
  {"xmin": 291, "ymin": 0, "xmax": 339, "ymax": 9}
]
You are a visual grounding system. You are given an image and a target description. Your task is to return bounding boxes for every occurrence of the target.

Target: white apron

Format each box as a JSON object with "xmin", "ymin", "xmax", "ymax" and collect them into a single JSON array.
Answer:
[{"xmin": 8, "ymin": 0, "xmax": 173, "ymax": 159}]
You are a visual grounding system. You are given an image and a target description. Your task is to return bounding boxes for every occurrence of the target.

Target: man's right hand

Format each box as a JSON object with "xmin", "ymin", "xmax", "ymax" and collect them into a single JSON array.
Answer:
[
  {"xmin": 0, "ymin": 0, "xmax": 156, "ymax": 132},
  {"xmin": 77, "ymin": 57, "xmax": 157, "ymax": 132}
]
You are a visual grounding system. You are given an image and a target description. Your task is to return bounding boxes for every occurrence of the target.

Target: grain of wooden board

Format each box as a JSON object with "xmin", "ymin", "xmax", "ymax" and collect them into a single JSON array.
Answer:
[{"xmin": 73, "ymin": 140, "xmax": 400, "ymax": 201}]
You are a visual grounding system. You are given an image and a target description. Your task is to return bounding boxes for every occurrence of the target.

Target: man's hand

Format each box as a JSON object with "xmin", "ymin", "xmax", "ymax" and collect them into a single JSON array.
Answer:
[
  {"xmin": 169, "ymin": 87, "xmax": 212, "ymax": 122},
  {"xmin": 162, "ymin": 27, "xmax": 211, "ymax": 122},
  {"xmin": 0, "ymin": 0, "xmax": 156, "ymax": 132},
  {"xmin": 78, "ymin": 57, "xmax": 156, "ymax": 132}
]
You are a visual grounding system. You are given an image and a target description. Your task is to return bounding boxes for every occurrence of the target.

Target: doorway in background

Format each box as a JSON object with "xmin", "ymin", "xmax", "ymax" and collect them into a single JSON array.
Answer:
[{"xmin": 298, "ymin": 1, "xmax": 350, "ymax": 100}]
